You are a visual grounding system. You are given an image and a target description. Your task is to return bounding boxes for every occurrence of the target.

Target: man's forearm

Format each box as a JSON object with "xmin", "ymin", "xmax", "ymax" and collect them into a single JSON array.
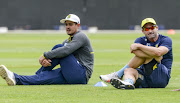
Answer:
[
  {"xmin": 132, "ymin": 50, "xmax": 152, "ymax": 58},
  {"xmin": 137, "ymin": 44, "xmax": 163, "ymax": 57}
]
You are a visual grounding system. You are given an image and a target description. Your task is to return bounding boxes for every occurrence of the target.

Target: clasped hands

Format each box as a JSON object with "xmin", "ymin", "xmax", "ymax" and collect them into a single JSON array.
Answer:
[{"xmin": 39, "ymin": 55, "xmax": 52, "ymax": 67}]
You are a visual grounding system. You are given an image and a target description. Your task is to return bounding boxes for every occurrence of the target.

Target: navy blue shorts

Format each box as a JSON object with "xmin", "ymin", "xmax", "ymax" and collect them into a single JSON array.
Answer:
[{"xmin": 136, "ymin": 63, "xmax": 170, "ymax": 88}]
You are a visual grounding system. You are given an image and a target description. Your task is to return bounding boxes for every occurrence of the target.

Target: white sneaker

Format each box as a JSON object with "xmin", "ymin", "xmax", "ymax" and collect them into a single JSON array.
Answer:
[
  {"xmin": 0, "ymin": 65, "xmax": 16, "ymax": 86},
  {"xmin": 110, "ymin": 78, "xmax": 135, "ymax": 89},
  {"xmin": 100, "ymin": 72, "xmax": 119, "ymax": 83}
]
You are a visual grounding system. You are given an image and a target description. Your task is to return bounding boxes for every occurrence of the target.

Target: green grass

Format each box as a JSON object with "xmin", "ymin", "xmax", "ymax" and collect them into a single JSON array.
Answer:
[{"xmin": 0, "ymin": 32, "xmax": 179, "ymax": 103}]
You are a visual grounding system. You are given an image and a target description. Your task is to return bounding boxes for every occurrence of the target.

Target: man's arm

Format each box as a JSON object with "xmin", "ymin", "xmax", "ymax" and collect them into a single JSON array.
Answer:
[
  {"xmin": 44, "ymin": 32, "xmax": 86, "ymax": 59},
  {"xmin": 130, "ymin": 43, "xmax": 169, "ymax": 58},
  {"xmin": 131, "ymin": 50, "xmax": 151, "ymax": 58}
]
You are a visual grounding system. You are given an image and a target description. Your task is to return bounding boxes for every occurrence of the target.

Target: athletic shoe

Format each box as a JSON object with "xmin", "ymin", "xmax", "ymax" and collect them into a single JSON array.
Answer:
[
  {"xmin": 0, "ymin": 65, "xmax": 16, "ymax": 86},
  {"xmin": 100, "ymin": 72, "xmax": 119, "ymax": 83},
  {"xmin": 110, "ymin": 78, "xmax": 135, "ymax": 89}
]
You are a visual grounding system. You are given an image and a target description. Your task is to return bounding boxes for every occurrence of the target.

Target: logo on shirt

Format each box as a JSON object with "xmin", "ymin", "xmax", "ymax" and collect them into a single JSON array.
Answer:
[
  {"xmin": 146, "ymin": 43, "xmax": 150, "ymax": 46},
  {"xmin": 155, "ymin": 44, "xmax": 159, "ymax": 48}
]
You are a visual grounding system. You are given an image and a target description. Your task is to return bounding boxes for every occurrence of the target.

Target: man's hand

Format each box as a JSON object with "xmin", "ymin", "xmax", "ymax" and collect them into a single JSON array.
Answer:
[
  {"xmin": 41, "ymin": 59, "xmax": 52, "ymax": 67},
  {"xmin": 39, "ymin": 55, "xmax": 52, "ymax": 67},
  {"xmin": 130, "ymin": 43, "xmax": 141, "ymax": 53},
  {"xmin": 155, "ymin": 56, "xmax": 163, "ymax": 63},
  {"xmin": 39, "ymin": 55, "xmax": 45, "ymax": 65}
]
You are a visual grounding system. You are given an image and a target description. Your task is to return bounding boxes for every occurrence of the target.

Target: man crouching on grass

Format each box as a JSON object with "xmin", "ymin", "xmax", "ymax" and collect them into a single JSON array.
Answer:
[
  {"xmin": 100, "ymin": 18, "xmax": 173, "ymax": 89},
  {"xmin": 0, "ymin": 14, "xmax": 94, "ymax": 85}
]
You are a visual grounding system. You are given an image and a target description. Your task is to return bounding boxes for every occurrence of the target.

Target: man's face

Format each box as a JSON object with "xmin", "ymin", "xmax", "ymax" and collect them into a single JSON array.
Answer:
[
  {"xmin": 65, "ymin": 21, "xmax": 80, "ymax": 35},
  {"xmin": 142, "ymin": 23, "xmax": 158, "ymax": 40}
]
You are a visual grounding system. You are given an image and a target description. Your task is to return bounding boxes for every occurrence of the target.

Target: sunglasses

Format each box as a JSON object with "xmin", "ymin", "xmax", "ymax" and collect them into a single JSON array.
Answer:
[{"xmin": 143, "ymin": 26, "xmax": 156, "ymax": 31}]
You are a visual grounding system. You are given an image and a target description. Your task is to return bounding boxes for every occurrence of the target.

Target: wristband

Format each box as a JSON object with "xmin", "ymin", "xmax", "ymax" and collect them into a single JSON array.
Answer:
[{"xmin": 42, "ymin": 55, "xmax": 46, "ymax": 59}]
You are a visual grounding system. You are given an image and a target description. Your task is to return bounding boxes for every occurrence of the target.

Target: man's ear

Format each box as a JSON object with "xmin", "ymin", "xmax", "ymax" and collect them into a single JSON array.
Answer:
[
  {"xmin": 77, "ymin": 24, "xmax": 80, "ymax": 27},
  {"xmin": 156, "ymin": 25, "xmax": 158, "ymax": 30},
  {"xmin": 142, "ymin": 29, "xmax": 144, "ymax": 33}
]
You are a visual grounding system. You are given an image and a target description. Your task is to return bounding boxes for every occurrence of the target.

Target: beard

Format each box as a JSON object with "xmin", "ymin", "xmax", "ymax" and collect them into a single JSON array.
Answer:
[
  {"xmin": 146, "ymin": 32, "xmax": 156, "ymax": 39},
  {"xmin": 66, "ymin": 29, "xmax": 73, "ymax": 35}
]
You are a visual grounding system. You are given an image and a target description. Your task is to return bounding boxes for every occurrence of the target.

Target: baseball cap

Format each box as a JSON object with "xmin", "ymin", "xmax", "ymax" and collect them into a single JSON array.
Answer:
[
  {"xmin": 141, "ymin": 18, "xmax": 156, "ymax": 27},
  {"xmin": 60, "ymin": 14, "xmax": 80, "ymax": 24}
]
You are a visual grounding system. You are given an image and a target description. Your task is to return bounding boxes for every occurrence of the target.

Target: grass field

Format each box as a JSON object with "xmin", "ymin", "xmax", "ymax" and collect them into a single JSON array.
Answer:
[{"xmin": 0, "ymin": 32, "xmax": 179, "ymax": 103}]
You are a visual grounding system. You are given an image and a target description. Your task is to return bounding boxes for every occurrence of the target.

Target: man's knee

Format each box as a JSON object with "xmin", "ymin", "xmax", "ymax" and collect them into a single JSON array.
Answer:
[
  {"xmin": 52, "ymin": 44, "xmax": 63, "ymax": 50},
  {"xmin": 124, "ymin": 68, "xmax": 138, "ymax": 76},
  {"xmin": 124, "ymin": 68, "xmax": 130, "ymax": 74}
]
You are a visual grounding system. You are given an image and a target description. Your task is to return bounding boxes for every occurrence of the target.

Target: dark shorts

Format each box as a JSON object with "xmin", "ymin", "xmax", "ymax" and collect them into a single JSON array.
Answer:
[{"xmin": 135, "ymin": 63, "xmax": 170, "ymax": 88}]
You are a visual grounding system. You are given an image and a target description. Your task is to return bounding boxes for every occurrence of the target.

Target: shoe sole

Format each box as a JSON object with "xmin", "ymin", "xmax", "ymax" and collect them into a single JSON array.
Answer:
[
  {"xmin": 0, "ymin": 65, "xmax": 15, "ymax": 86},
  {"xmin": 110, "ymin": 78, "xmax": 134, "ymax": 89}
]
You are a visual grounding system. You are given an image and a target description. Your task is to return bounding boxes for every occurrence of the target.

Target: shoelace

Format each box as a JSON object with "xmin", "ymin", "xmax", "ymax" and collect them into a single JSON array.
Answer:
[{"xmin": 107, "ymin": 72, "xmax": 117, "ymax": 77}]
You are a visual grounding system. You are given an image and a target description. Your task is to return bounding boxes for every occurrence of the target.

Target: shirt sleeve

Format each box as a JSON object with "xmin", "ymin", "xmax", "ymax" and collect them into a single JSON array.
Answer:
[
  {"xmin": 44, "ymin": 33, "xmax": 86, "ymax": 59},
  {"xmin": 62, "ymin": 39, "xmax": 68, "ymax": 45},
  {"xmin": 134, "ymin": 37, "xmax": 144, "ymax": 44},
  {"xmin": 159, "ymin": 36, "xmax": 172, "ymax": 51}
]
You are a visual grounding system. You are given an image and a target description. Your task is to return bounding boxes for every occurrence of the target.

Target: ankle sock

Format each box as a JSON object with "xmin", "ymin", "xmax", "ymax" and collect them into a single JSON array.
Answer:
[
  {"xmin": 124, "ymin": 78, "xmax": 134, "ymax": 85},
  {"xmin": 116, "ymin": 64, "xmax": 129, "ymax": 78}
]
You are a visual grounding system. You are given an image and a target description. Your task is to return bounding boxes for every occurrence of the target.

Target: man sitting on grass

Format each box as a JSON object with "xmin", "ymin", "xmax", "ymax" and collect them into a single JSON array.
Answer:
[
  {"xmin": 0, "ymin": 14, "xmax": 94, "ymax": 85},
  {"xmin": 100, "ymin": 18, "xmax": 173, "ymax": 89}
]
